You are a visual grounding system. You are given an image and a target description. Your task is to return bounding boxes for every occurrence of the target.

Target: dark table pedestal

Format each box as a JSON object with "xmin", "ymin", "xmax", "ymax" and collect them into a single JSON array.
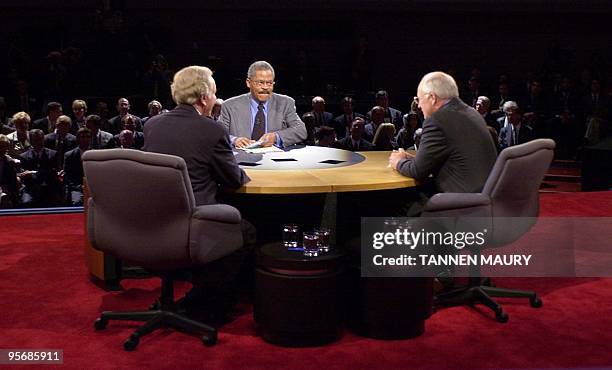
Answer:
[
  {"xmin": 346, "ymin": 265, "xmax": 433, "ymax": 339},
  {"xmin": 254, "ymin": 243, "xmax": 345, "ymax": 347}
]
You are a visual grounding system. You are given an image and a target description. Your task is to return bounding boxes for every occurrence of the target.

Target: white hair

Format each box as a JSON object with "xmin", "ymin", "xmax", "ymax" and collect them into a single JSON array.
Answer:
[
  {"xmin": 502, "ymin": 101, "xmax": 520, "ymax": 113},
  {"xmin": 171, "ymin": 66, "xmax": 215, "ymax": 105},
  {"xmin": 247, "ymin": 61, "xmax": 275, "ymax": 80},
  {"xmin": 417, "ymin": 71, "xmax": 459, "ymax": 100},
  {"xmin": 312, "ymin": 96, "xmax": 325, "ymax": 104}
]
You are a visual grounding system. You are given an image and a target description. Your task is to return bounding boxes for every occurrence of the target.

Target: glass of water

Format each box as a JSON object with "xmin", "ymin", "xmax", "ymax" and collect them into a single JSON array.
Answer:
[
  {"xmin": 303, "ymin": 232, "xmax": 320, "ymax": 257},
  {"xmin": 315, "ymin": 227, "xmax": 331, "ymax": 253},
  {"xmin": 282, "ymin": 224, "xmax": 300, "ymax": 249}
]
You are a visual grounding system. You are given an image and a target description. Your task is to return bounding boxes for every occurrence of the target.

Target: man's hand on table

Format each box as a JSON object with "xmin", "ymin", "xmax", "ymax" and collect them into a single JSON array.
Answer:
[
  {"xmin": 388, "ymin": 148, "xmax": 415, "ymax": 170},
  {"xmin": 234, "ymin": 137, "xmax": 256, "ymax": 149}
]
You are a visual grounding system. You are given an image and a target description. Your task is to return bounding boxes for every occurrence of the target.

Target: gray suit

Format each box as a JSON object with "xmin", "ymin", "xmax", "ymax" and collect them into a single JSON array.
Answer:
[
  {"xmin": 397, "ymin": 97, "xmax": 497, "ymax": 194},
  {"xmin": 219, "ymin": 93, "xmax": 307, "ymax": 147}
]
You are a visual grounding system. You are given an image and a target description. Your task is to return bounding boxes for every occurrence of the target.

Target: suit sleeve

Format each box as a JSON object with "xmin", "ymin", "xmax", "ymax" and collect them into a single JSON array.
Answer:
[
  {"xmin": 396, "ymin": 118, "xmax": 448, "ymax": 181},
  {"xmin": 210, "ymin": 133, "xmax": 250, "ymax": 191},
  {"xmin": 276, "ymin": 97, "xmax": 307, "ymax": 146},
  {"xmin": 218, "ymin": 104, "xmax": 238, "ymax": 145}
]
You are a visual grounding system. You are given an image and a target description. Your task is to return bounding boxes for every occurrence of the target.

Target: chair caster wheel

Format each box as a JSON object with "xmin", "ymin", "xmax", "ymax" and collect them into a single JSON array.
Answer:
[
  {"xmin": 124, "ymin": 335, "xmax": 139, "ymax": 351},
  {"xmin": 94, "ymin": 318, "xmax": 107, "ymax": 330},
  {"xmin": 202, "ymin": 332, "xmax": 217, "ymax": 347},
  {"xmin": 530, "ymin": 297, "xmax": 543, "ymax": 308},
  {"xmin": 496, "ymin": 311, "xmax": 509, "ymax": 323}
]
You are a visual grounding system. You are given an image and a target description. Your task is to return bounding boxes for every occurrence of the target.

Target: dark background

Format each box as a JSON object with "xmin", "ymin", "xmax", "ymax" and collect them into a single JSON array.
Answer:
[{"xmin": 1, "ymin": 0, "xmax": 611, "ymax": 115}]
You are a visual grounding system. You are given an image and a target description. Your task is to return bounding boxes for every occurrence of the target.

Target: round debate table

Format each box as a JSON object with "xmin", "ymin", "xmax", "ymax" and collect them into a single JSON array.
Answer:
[
  {"xmin": 235, "ymin": 146, "xmax": 417, "ymax": 194},
  {"xmin": 231, "ymin": 146, "xmax": 432, "ymax": 340}
]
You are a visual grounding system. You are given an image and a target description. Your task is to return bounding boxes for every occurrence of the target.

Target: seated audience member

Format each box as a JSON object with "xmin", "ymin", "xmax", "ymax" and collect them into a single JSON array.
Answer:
[
  {"xmin": 475, "ymin": 96, "xmax": 499, "ymax": 131},
  {"xmin": 141, "ymin": 100, "xmax": 163, "ymax": 126},
  {"xmin": 367, "ymin": 90, "xmax": 402, "ymax": 130},
  {"xmin": 86, "ymin": 115, "xmax": 115, "ymax": 149},
  {"xmin": 520, "ymin": 79, "xmax": 551, "ymax": 137},
  {"xmin": 117, "ymin": 130, "xmax": 136, "ymax": 149},
  {"xmin": 332, "ymin": 96, "xmax": 364, "ymax": 140},
  {"xmin": 94, "ymin": 101, "xmax": 111, "ymax": 132},
  {"xmin": 63, "ymin": 127, "xmax": 91, "ymax": 206},
  {"xmin": 364, "ymin": 105, "xmax": 386, "ymax": 142},
  {"xmin": 409, "ymin": 127, "xmax": 423, "ymax": 150},
  {"xmin": 315, "ymin": 126, "xmax": 336, "ymax": 147},
  {"xmin": 395, "ymin": 111, "xmax": 420, "ymax": 149},
  {"xmin": 0, "ymin": 98, "xmax": 12, "ymax": 133},
  {"xmin": 7, "ymin": 111, "xmax": 32, "ymax": 157},
  {"xmin": 548, "ymin": 109, "xmax": 580, "ymax": 159},
  {"xmin": 0, "ymin": 134, "xmax": 19, "ymax": 208},
  {"xmin": 211, "ymin": 98, "xmax": 223, "ymax": 121},
  {"xmin": 486, "ymin": 126, "xmax": 500, "ymax": 153},
  {"xmin": 334, "ymin": 117, "xmax": 374, "ymax": 151},
  {"xmin": 490, "ymin": 81, "xmax": 513, "ymax": 119},
  {"xmin": 18, "ymin": 129, "xmax": 61, "ymax": 207},
  {"xmin": 498, "ymin": 101, "xmax": 535, "ymax": 150},
  {"xmin": 107, "ymin": 98, "xmax": 142, "ymax": 134},
  {"xmin": 70, "ymin": 99, "xmax": 88, "ymax": 134},
  {"xmin": 309, "ymin": 96, "xmax": 333, "ymax": 127},
  {"xmin": 112, "ymin": 114, "xmax": 144, "ymax": 149},
  {"xmin": 44, "ymin": 115, "xmax": 77, "ymax": 168},
  {"xmin": 32, "ymin": 102, "xmax": 63, "ymax": 134},
  {"xmin": 301, "ymin": 112, "xmax": 316, "ymax": 145},
  {"xmin": 372, "ymin": 122, "xmax": 396, "ymax": 150}
]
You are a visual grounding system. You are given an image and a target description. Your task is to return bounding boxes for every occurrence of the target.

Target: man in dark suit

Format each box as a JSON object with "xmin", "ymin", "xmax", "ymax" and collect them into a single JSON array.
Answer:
[
  {"xmin": 144, "ymin": 65, "xmax": 251, "ymax": 321},
  {"xmin": 85, "ymin": 115, "xmax": 115, "ymax": 150},
  {"xmin": 0, "ymin": 134, "xmax": 19, "ymax": 207},
  {"xmin": 32, "ymin": 102, "xmax": 62, "ymax": 134},
  {"xmin": 332, "ymin": 96, "xmax": 365, "ymax": 140},
  {"xmin": 219, "ymin": 61, "xmax": 307, "ymax": 149},
  {"xmin": 63, "ymin": 127, "xmax": 91, "ymax": 206},
  {"xmin": 498, "ymin": 101, "xmax": 535, "ymax": 150},
  {"xmin": 18, "ymin": 129, "xmax": 61, "ymax": 207},
  {"xmin": 367, "ymin": 90, "xmax": 403, "ymax": 131},
  {"xmin": 107, "ymin": 98, "xmax": 142, "ymax": 135},
  {"xmin": 44, "ymin": 115, "xmax": 77, "ymax": 168},
  {"xmin": 334, "ymin": 117, "xmax": 375, "ymax": 151},
  {"xmin": 308, "ymin": 96, "xmax": 333, "ymax": 127},
  {"xmin": 389, "ymin": 71, "xmax": 497, "ymax": 197},
  {"xmin": 111, "ymin": 114, "xmax": 144, "ymax": 150}
]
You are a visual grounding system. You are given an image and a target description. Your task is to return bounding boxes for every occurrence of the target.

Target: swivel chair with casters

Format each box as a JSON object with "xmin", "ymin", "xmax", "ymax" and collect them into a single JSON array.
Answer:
[
  {"xmin": 83, "ymin": 149, "xmax": 244, "ymax": 350},
  {"xmin": 422, "ymin": 139, "xmax": 555, "ymax": 323}
]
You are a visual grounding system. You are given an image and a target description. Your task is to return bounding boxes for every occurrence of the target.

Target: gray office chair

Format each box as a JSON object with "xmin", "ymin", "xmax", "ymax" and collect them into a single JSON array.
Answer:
[
  {"xmin": 422, "ymin": 139, "xmax": 555, "ymax": 322},
  {"xmin": 83, "ymin": 149, "xmax": 243, "ymax": 350}
]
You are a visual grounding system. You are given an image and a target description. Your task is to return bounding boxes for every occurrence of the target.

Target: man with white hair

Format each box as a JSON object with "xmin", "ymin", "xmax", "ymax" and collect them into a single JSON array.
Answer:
[
  {"xmin": 389, "ymin": 71, "xmax": 497, "ymax": 199},
  {"xmin": 144, "ymin": 65, "xmax": 251, "ymax": 322},
  {"xmin": 219, "ymin": 60, "xmax": 307, "ymax": 148},
  {"xmin": 309, "ymin": 96, "xmax": 333, "ymax": 127},
  {"xmin": 144, "ymin": 65, "xmax": 249, "ymax": 205}
]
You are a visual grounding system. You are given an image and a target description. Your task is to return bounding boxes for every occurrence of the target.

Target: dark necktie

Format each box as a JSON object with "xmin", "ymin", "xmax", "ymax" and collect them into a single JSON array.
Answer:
[{"xmin": 252, "ymin": 103, "xmax": 265, "ymax": 140}]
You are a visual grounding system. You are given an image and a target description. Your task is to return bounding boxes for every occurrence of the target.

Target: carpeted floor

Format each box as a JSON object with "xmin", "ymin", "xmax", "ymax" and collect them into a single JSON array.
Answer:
[{"xmin": 1, "ymin": 191, "xmax": 611, "ymax": 369}]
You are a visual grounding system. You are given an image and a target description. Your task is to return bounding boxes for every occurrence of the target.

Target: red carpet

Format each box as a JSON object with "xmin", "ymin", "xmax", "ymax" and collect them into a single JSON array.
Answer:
[{"xmin": 1, "ymin": 191, "xmax": 612, "ymax": 369}]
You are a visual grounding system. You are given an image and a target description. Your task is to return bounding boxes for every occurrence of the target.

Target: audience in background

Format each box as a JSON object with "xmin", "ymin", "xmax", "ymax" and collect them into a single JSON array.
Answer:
[
  {"xmin": 43, "ymin": 115, "xmax": 77, "ymax": 168},
  {"xmin": 0, "ymin": 134, "xmax": 19, "ymax": 208},
  {"xmin": 394, "ymin": 111, "xmax": 421, "ymax": 150},
  {"xmin": 70, "ymin": 99, "xmax": 88, "ymax": 134},
  {"xmin": 332, "ymin": 97, "xmax": 364, "ymax": 140},
  {"xmin": 499, "ymin": 101, "xmax": 535, "ymax": 150},
  {"xmin": 107, "ymin": 98, "xmax": 142, "ymax": 134},
  {"xmin": 7, "ymin": 112, "xmax": 32, "ymax": 157},
  {"xmin": 141, "ymin": 100, "xmax": 162, "ymax": 126},
  {"xmin": 32, "ymin": 102, "xmax": 63, "ymax": 134},
  {"xmin": 367, "ymin": 90, "xmax": 403, "ymax": 131},
  {"xmin": 86, "ymin": 114, "xmax": 115, "ymax": 150},
  {"xmin": 18, "ymin": 129, "xmax": 60, "ymax": 207},
  {"xmin": 334, "ymin": 117, "xmax": 374, "ymax": 151},
  {"xmin": 309, "ymin": 96, "xmax": 333, "ymax": 127},
  {"xmin": 63, "ymin": 127, "xmax": 91, "ymax": 206}
]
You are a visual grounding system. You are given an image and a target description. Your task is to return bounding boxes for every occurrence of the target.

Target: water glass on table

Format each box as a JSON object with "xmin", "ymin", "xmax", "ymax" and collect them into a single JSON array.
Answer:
[
  {"xmin": 315, "ymin": 227, "xmax": 331, "ymax": 253},
  {"xmin": 303, "ymin": 232, "xmax": 320, "ymax": 257},
  {"xmin": 282, "ymin": 224, "xmax": 300, "ymax": 249}
]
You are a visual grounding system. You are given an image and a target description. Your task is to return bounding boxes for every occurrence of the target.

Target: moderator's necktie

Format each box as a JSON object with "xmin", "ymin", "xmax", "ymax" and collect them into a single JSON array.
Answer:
[{"xmin": 252, "ymin": 102, "xmax": 265, "ymax": 140}]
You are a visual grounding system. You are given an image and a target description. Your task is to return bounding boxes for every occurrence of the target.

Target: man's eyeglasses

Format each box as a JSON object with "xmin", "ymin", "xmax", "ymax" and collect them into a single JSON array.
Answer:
[{"xmin": 250, "ymin": 79, "xmax": 275, "ymax": 87}]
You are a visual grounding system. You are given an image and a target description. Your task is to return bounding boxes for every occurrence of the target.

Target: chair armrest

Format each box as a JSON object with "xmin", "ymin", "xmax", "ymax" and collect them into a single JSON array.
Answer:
[
  {"xmin": 424, "ymin": 193, "xmax": 490, "ymax": 212},
  {"xmin": 192, "ymin": 204, "xmax": 241, "ymax": 224}
]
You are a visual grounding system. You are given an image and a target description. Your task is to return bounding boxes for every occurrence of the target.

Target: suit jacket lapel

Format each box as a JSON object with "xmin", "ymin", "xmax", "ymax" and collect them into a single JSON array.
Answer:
[{"xmin": 267, "ymin": 94, "xmax": 278, "ymax": 132}]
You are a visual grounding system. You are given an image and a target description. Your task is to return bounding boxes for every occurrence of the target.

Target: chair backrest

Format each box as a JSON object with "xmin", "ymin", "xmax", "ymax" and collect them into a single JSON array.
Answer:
[
  {"xmin": 483, "ymin": 138, "xmax": 555, "ymax": 244},
  {"xmin": 83, "ymin": 149, "xmax": 196, "ymax": 269}
]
